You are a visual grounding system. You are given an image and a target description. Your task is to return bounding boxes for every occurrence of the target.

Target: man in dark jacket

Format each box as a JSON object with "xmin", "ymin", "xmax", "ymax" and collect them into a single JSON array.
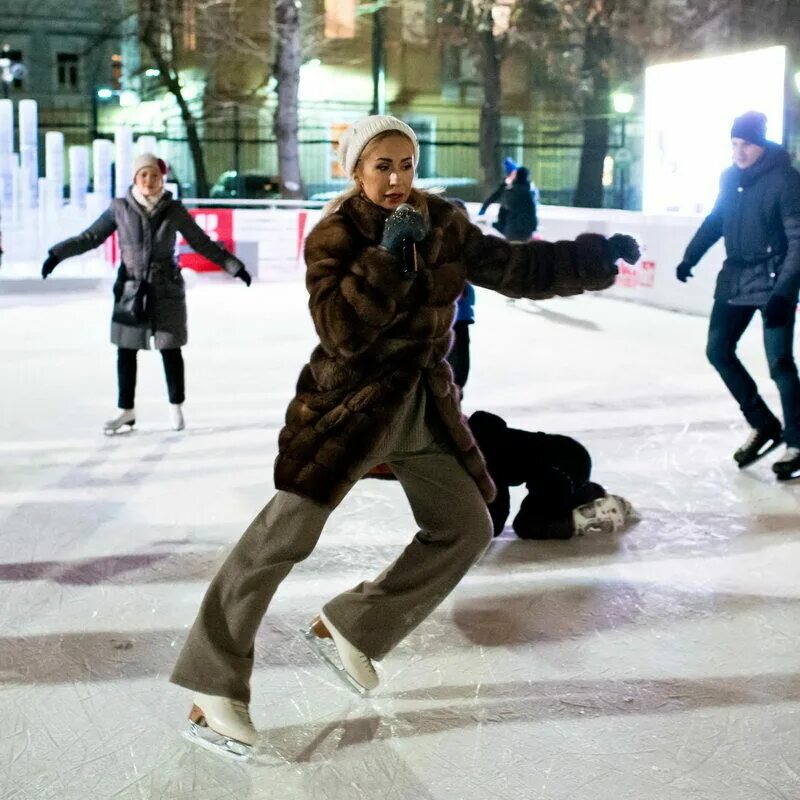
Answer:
[{"xmin": 676, "ymin": 111, "xmax": 800, "ymax": 480}]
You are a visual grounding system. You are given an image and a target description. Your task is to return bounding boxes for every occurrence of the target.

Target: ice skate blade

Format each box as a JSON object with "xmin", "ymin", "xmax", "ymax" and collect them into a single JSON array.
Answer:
[
  {"xmin": 183, "ymin": 721, "xmax": 253, "ymax": 761},
  {"xmin": 735, "ymin": 438, "xmax": 781, "ymax": 468},
  {"xmin": 103, "ymin": 424, "xmax": 135, "ymax": 436},
  {"xmin": 301, "ymin": 625, "xmax": 369, "ymax": 697}
]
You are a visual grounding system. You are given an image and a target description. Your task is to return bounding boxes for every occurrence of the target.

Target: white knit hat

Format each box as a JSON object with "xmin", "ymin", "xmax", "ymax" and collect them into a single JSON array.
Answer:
[
  {"xmin": 337, "ymin": 115, "xmax": 419, "ymax": 178},
  {"xmin": 132, "ymin": 152, "xmax": 167, "ymax": 178}
]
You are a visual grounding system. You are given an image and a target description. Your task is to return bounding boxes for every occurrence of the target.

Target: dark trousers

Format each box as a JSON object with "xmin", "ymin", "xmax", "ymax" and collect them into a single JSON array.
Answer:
[
  {"xmin": 706, "ymin": 300, "xmax": 800, "ymax": 447},
  {"xmin": 446, "ymin": 320, "xmax": 471, "ymax": 391},
  {"xmin": 488, "ymin": 432, "xmax": 604, "ymax": 538},
  {"xmin": 117, "ymin": 347, "xmax": 185, "ymax": 409}
]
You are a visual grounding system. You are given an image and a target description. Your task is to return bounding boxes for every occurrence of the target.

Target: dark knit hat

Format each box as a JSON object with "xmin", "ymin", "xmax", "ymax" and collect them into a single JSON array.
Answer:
[
  {"xmin": 513, "ymin": 166, "xmax": 530, "ymax": 183},
  {"xmin": 731, "ymin": 111, "xmax": 768, "ymax": 146}
]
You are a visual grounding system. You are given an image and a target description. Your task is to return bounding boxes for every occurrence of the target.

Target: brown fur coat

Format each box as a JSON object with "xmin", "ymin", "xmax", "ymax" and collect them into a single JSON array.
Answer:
[{"xmin": 274, "ymin": 191, "xmax": 616, "ymax": 506}]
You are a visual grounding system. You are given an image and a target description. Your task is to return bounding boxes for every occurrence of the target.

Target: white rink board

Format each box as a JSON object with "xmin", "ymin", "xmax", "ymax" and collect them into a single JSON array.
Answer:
[{"xmin": 1, "ymin": 201, "xmax": 724, "ymax": 316}]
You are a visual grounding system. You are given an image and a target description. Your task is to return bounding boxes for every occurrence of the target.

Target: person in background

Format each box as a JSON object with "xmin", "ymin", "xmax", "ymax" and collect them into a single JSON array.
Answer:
[
  {"xmin": 500, "ymin": 166, "xmax": 538, "ymax": 243},
  {"xmin": 676, "ymin": 111, "xmax": 800, "ymax": 480},
  {"xmin": 446, "ymin": 198, "xmax": 476, "ymax": 397},
  {"xmin": 42, "ymin": 153, "xmax": 251, "ymax": 434},
  {"xmin": 468, "ymin": 410, "xmax": 633, "ymax": 539}
]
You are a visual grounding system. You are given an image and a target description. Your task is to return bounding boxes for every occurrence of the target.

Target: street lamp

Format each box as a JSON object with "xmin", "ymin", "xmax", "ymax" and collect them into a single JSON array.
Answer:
[{"xmin": 612, "ymin": 90, "xmax": 634, "ymax": 208}]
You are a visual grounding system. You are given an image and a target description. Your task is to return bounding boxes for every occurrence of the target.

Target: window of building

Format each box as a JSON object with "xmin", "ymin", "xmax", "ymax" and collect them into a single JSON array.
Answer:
[
  {"xmin": 1, "ymin": 49, "xmax": 24, "ymax": 89},
  {"xmin": 325, "ymin": 0, "xmax": 356, "ymax": 39},
  {"xmin": 57, "ymin": 53, "xmax": 79, "ymax": 89},
  {"xmin": 111, "ymin": 54, "xmax": 122, "ymax": 90},
  {"xmin": 182, "ymin": 0, "xmax": 197, "ymax": 52}
]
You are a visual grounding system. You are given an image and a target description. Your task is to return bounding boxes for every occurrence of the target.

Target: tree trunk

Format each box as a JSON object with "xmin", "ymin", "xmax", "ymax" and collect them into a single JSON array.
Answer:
[
  {"xmin": 140, "ymin": 1, "xmax": 209, "ymax": 197},
  {"xmin": 273, "ymin": 0, "xmax": 304, "ymax": 199},
  {"xmin": 573, "ymin": 22, "xmax": 611, "ymax": 209},
  {"xmin": 478, "ymin": 24, "xmax": 502, "ymax": 193}
]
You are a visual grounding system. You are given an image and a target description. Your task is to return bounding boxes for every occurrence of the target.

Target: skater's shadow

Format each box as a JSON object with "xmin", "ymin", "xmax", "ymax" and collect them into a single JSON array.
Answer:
[
  {"xmin": 263, "ymin": 670, "xmax": 800, "ymax": 763},
  {"xmin": 446, "ymin": 581, "xmax": 800, "ymax": 648},
  {"xmin": 510, "ymin": 300, "xmax": 601, "ymax": 331}
]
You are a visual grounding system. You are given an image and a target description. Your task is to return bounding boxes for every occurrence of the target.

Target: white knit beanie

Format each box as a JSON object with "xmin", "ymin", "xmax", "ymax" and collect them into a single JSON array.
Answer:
[
  {"xmin": 338, "ymin": 115, "xmax": 419, "ymax": 178},
  {"xmin": 132, "ymin": 152, "xmax": 166, "ymax": 179}
]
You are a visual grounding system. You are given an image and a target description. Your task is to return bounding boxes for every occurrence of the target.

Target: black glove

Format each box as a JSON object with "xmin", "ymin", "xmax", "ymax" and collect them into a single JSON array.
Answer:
[
  {"xmin": 607, "ymin": 233, "xmax": 640, "ymax": 265},
  {"xmin": 381, "ymin": 204, "xmax": 429, "ymax": 274},
  {"xmin": 41, "ymin": 253, "xmax": 60, "ymax": 279},
  {"xmin": 676, "ymin": 261, "xmax": 693, "ymax": 283},
  {"xmin": 764, "ymin": 294, "xmax": 794, "ymax": 328},
  {"xmin": 235, "ymin": 267, "xmax": 252, "ymax": 287}
]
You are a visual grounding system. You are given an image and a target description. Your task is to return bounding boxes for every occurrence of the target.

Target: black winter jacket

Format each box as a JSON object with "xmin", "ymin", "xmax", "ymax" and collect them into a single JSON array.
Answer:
[
  {"xmin": 682, "ymin": 143, "xmax": 800, "ymax": 305},
  {"xmin": 501, "ymin": 182, "xmax": 538, "ymax": 242}
]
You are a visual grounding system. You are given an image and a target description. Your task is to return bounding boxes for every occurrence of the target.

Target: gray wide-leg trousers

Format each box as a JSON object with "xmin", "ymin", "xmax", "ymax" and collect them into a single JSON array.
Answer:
[{"xmin": 170, "ymin": 439, "xmax": 493, "ymax": 703}]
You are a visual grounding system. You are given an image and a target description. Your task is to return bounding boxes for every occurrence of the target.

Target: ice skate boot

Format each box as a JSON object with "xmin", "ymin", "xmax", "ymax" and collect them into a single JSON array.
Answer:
[
  {"xmin": 303, "ymin": 610, "xmax": 378, "ymax": 695},
  {"xmin": 170, "ymin": 403, "xmax": 185, "ymax": 431},
  {"xmin": 103, "ymin": 408, "xmax": 135, "ymax": 435},
  {"xmin": 772, "ymin": 446, "xmax": 800, "ymax": 481},
  {"xmin": 734, "ymin": 422, "xmax": 782, "ymax": 468},
  {"xmin": 572, "ymin": 494, "xmax": 633, "ymax": 536},
  {"xmin": 183, "ymin": 692, "xmax": 256, "ymax": 761}
]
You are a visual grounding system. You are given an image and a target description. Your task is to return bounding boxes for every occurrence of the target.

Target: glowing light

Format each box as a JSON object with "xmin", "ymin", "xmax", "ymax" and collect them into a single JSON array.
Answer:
[
  {"xmin": 145, "ymin": 68, "xmax": 161, "ymax": 78},
  {"xmin": 612, "ymin": 91, "xmax": 634, "ymax": 114},
  {"xmin": 643, "ymin": 46, "xmax": 786, "ymax": 215},
  {"xmin": 96, "ymin": 88, "xmax": 113, "ymax": 100}
]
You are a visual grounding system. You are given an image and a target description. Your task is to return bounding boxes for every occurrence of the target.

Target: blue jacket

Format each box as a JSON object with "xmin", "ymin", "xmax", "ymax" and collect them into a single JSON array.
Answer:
[{"xmin": 455, "ymin": 282, "xmax": 475, "ymax": 323}]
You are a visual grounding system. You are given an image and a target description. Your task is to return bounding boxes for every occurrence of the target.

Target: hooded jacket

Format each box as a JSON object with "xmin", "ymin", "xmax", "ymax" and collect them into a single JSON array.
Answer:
[
  {"xmin": 682, "ymin": 143, "xmax": 800, "ymax": 305},
  {"xmin": 274, "ymin": 190, "xmax": 617, "ymax": 507}
]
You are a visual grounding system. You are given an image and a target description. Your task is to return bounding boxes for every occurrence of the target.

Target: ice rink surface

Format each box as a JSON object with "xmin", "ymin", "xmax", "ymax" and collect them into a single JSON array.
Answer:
[{"xmin": 1, "ymin": 277, "xmax": 798, "ymax": 800}]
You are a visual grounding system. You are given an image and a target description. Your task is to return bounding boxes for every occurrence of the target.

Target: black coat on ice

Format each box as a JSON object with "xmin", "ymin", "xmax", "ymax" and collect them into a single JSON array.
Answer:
[{"xmin": 682, "ymin": 143, "xmax": 800, "ymax": 306}]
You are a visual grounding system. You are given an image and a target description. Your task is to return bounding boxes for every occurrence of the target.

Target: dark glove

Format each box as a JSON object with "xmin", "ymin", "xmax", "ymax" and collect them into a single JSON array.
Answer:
[
  {"xmin": 381, "ymin": 204, "xmax": 428, "ymax": 251},
  {"xmin": 676, "ymin": 261, "xmax": 693, "ymax": 283},
  {"xmin": 763, "ymin": 294, "xmax": 794, "ymax": 328},
  {"xmin": 235, "ymin": 267, "xmax": 252, "ymax": 287},
  {"xmin": 607, "ymin": 233, "xmax": 640, "ymax": 265},
  {"xmin": 380, "ymin": 204, "xmax": 429, "ymax": 275},
  {"xmin": 41, "ymin": 253, "xmax": 60, "ymax": 279}
]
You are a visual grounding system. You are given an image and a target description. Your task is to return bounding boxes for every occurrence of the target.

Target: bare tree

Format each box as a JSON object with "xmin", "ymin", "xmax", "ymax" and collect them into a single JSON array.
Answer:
[
  {"xmin": 139, "ymin": 0, "xmax": 210, "ymax": 196},
  {"xmin": 273, "ymin": 0, "xmax": 304, "ymax": 199}
]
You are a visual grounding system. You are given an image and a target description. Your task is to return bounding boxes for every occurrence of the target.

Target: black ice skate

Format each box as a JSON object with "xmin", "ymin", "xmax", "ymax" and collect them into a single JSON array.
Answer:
[
  {"xmin": 302, "ymin": 610, "xmax": 378, "ymax": 696},
  {"xmin": 733, "ymin": 423, "xmax": 782, "ymax": 468},
  {"xmin": 183, "ymin": 692, "xmax": 256, "ymax": 761},
  {"xmin": 772, "ymin": 447, "xmax": 800, "ymax": 481}
]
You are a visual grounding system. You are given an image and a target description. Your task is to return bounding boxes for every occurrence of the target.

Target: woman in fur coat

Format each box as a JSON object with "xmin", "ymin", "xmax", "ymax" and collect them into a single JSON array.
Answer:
[
  {"xmin": 41, "ymin": 153, "xmax": 252, "ymax": 433},
  {"xmin": 170, "ymin": 115, "xmax": 640, "ymax": 759}
]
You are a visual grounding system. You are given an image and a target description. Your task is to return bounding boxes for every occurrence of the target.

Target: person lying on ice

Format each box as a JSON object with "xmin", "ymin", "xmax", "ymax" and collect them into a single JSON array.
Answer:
[
  {"xmin": 467, "ymin": 410, "xmax": 634, "ymax": 539},
  {"xmin": 367, "ymin": 409, "xmax": 634, "ymax": 539},
  {"xmin": 170, "ymin": 114, "xmax": 640, "ymax": 760}
]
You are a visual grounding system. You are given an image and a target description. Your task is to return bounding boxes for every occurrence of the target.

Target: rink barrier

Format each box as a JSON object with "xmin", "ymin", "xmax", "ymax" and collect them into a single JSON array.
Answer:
[{"xmin": 0, "ymin": 200, "xmax": 725, "ymax": 316}]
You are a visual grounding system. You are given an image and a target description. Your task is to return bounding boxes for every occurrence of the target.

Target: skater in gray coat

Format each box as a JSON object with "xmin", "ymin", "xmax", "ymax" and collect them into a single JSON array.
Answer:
[{"xmin": 42, "ymin": 153, "xmax": 252, "ymax": 433}]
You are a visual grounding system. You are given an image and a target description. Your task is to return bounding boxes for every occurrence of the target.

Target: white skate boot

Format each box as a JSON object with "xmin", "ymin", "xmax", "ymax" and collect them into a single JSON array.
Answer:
[
  {"xmin": 103, "ymin": 408, "xmax": 135, "ymax": 435},
  {"xmin": 572, "ymin": 494, "xmax": 633, "ymax": 536},
  {"xmin": 303, "ymin": 610, "xmax": 379, "ymax": 695},
  {"xmin": 184, "ymin": 692, "xmax": 256, "ymax": 761},
  {"xmin": 170, "ymin": 403, "xmax": 185, "ymax": 431}
]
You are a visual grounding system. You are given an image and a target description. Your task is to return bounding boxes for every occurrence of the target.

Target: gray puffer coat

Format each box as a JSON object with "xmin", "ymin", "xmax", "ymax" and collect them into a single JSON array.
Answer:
[{"xmin": 49, "ymin": 190, "xmax": 245, "ymax": 349}]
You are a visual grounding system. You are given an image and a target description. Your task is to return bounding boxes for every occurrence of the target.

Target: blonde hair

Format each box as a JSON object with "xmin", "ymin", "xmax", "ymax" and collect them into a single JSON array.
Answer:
[{"xmin": 322, "ymin": 131, "xmax": 417, "ymax": 219}]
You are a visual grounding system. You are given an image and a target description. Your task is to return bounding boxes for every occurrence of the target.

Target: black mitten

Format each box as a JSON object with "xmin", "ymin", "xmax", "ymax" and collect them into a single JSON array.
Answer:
[
  {"xmin": 607, "ymin": 233, "xmax": 640, "ymax": 265},
  {"xmin": 41, "ymin": 253, "xmax": 60, "ymax": 279}
]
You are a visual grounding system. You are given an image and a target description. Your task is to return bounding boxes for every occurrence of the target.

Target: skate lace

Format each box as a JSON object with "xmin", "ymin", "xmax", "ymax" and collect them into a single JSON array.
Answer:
[
  {"xmin": 358, "ymin": 652, "xmax": 376, "ymax": 674},
  {"xmin": 743, "ymin": 430, "xmax": 761, "ymax": 448}
]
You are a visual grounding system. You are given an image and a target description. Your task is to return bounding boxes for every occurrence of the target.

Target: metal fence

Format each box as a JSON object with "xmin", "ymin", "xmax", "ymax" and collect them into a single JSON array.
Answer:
[{"xmin": 37, "ymin": 108, "xmax": 644, "ymax": 207}]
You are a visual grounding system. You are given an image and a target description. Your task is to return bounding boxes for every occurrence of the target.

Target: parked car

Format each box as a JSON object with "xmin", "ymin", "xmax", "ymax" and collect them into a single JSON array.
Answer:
[{"xmin": 210, "ymin": 171, "xmax": 281, "ymax": 200}]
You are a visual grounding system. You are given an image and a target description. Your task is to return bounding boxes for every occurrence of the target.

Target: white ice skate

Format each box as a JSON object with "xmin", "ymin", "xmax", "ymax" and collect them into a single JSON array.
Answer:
[
  {"xmin": 170, "ymin": 403, "xmax": 185, "ymax": 431},
  {"xmin": 103, "ymin": 408, "xmax": 135, "ymax": 435},
  {"xmin": 183, "ymin": 692, "xmax": 256, "ymax": 761},
  {"xmin": 572, "ymin": 494, "xmax": 633, "ymax": 536},
  {"xmin": 302, "ymin": 610, "xmax": 379, "ymax": 695}
]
